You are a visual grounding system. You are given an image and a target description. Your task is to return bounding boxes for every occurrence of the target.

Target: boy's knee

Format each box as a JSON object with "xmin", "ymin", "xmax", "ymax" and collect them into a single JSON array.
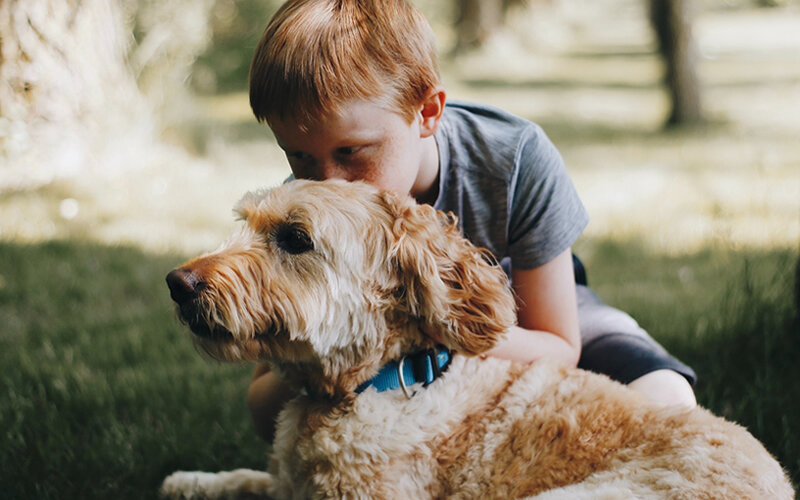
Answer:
[{"xmin": 628, "ymin": 369, "xmax": 697, "ymax": 409}]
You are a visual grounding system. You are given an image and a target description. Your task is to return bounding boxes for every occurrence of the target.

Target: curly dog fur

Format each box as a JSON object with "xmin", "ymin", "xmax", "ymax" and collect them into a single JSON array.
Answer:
[{"xmin": 162, "ymin": 179, "xmax": 792, "ymax": 499}]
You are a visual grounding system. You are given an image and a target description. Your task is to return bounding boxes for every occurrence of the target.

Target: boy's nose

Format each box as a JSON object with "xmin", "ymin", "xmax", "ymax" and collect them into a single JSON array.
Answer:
[{"xmin": 317, "ymin": 161, "xmax": 350, "ymax": 181}]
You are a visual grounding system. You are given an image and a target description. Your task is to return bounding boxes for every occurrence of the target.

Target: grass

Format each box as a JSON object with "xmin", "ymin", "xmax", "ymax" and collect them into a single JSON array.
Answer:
[
  {"xmin": 580, "ymin": 240, "xmax": 800, "ymax": 486},
  {"xmin": 0, "ymin": 239, "xmax": 797, "ymax": 498},
  {"xmin": 0, "ymin": 241, "xmax": 265, "ymax": 499}
]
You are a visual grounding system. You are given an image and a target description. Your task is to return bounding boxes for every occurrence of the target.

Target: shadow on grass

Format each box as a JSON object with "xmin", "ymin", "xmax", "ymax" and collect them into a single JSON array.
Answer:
[
  {"xmin": 0, "ymin": 241, "xmax": 267, "ymax": 500},
  {"xmin": 0, "ymin": 239, "xmax": 797, "ymax": 497},
  {"xmin": 580, "ymin": 239, "xmax": 800, "ymax": 487},
  {"xmin": 677, "ymin": 258, "xmax": 800, "ymax": 488}
]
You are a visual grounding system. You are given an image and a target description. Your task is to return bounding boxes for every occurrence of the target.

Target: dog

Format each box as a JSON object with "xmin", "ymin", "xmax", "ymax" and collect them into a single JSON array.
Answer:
[{"xmin": 162, "ymin": 179, "xmax": 792, "ymax": 499}]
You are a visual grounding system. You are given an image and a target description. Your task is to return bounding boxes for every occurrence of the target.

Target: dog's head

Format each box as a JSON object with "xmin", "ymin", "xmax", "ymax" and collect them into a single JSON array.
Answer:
[{"xmin": 166, "ymin": 180, "xmax": 516, "ymax": 397}]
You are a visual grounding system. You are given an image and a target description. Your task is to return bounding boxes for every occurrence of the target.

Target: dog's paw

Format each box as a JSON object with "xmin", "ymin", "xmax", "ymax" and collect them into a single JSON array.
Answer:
[
  {"xmin": 161, "ymin": 469, "xmax": 275, "ymax": 499},
  {"xmin": 160, "ymin": 471, "xmax": 220, "ymax": 499}
]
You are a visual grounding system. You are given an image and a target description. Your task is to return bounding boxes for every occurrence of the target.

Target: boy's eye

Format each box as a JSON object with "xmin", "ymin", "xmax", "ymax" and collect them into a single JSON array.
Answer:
[
  {"xmin": 336, "ymin": 146, "xmax": 362, "ymax": 156},
  {"xmin": 288, "ymin": 152, "xmax": 307, "ymax": 160}
]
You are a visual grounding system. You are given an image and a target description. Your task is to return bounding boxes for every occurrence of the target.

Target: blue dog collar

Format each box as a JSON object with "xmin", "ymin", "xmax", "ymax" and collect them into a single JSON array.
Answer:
[{"xmin": 356, "ymin": 346, "xmax": 453, "ymax": 398}]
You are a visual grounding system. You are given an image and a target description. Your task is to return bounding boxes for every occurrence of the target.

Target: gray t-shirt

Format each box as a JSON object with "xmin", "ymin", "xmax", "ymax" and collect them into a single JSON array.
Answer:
[{"xmin": 433, "ymin": 101, "xmax": 589, "ymax": 272}]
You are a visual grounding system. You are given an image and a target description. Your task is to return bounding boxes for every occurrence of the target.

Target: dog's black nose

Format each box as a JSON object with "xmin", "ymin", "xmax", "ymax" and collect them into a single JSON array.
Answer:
[{"xmin": 166, "ymin": 268, "xmax": 203, "ymax": 305}]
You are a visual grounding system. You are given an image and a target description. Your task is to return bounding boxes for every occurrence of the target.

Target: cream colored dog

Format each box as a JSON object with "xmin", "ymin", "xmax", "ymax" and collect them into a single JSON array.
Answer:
[{"xmin": 162, "ymin": 179, "xmax": 792, "ymax": 499}]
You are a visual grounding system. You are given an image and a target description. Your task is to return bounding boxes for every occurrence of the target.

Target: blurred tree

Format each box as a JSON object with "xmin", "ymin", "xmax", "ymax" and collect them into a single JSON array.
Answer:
[
  {"xmin": 649, "ymin": 0, "xmax": 704, "ymax": 126},
  {"xmin": 795, "ymin": 253, "xmax": 800, "ymax": 322},
  {"xmin": 453, "ymin": 0, "xmax": 527, "ymax": 54},
  {"xmin": 0, "ymin": 0, "xmax": 213, "ymax": 189},
  {"xmin": 452, "ymin": 0, "xmax": 704, "ymax": 128},
  {"xmin": 0, "ymin": 0, "xmax": 149, "ymax": 188},
  {"xmin": 193, "ymin": 0, "xmax": 281, "ymax": 94}
]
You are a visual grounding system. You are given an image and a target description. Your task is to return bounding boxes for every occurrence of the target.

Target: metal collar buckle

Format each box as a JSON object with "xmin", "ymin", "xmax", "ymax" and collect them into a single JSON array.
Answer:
[{"xmin": 396, "ymin": 355, "xmax": 416, "ymax": 399}]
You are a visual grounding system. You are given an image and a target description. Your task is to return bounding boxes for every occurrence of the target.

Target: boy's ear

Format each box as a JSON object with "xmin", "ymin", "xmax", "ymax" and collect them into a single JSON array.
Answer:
[{"xmin": 418, "ymin": 87, "xmax": 446, "ymax": 138}]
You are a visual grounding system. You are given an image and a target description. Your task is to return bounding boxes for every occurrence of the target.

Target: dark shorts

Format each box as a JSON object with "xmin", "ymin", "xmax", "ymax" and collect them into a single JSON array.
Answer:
[{"xmin": 575, "ymin": 285, "xmax": 697, "ymax": 386}]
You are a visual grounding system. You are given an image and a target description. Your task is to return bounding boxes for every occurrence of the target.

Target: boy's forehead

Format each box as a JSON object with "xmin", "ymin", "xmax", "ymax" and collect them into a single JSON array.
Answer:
[{"xmin": 269, "ymin": 99, "xmax": 405, "ymax": 145}]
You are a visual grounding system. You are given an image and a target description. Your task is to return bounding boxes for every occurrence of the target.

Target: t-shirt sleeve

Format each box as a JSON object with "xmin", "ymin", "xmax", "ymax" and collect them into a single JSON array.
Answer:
[{"xmin": 508, "ymin": 125, "xmax": 589, "ymax": 270}]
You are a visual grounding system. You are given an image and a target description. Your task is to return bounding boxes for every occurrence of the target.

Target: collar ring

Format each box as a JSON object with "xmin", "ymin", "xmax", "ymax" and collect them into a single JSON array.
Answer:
[{"xmin": 397, "ymin": 356, "xmax": 416, "ymax": 399}]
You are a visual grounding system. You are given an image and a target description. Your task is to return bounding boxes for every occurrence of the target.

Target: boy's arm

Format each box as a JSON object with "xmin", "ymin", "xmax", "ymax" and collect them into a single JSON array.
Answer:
[
  {"xmin": 248, "ymin": 363, "xmax": 296, "ymax": 442},
  {"xmin": 485, "ymin": 248, "xmax": 581, "ymax": 366}
]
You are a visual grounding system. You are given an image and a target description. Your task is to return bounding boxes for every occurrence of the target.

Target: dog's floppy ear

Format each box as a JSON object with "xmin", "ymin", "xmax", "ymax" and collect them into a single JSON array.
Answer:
[{"xmin": 380, "ymin": 191, "xmax": 517, "ymax": 355}]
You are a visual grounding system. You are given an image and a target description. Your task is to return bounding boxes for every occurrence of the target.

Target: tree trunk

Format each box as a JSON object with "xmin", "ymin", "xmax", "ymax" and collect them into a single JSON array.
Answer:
[
  {"xmin": 795, "ymin": 253, "xmax": 800, "ymax": 324},
  {"xmin": 649, "ymin": 0, "xmax": 704, "ymax": 127},
  {"xmin": 453, "ymin": 0, "xmax": 504, "ymax": 53},
  {"xmin": 0, "ymin": 0, "xmax": 153, "ymax": 188},
  {"xmin": 453, "ymin": 0, "xmax": 530, "ymax": 54},
  {"xmin": 0, "ymin": 0, "xmax": 214, "ymax": 190}
]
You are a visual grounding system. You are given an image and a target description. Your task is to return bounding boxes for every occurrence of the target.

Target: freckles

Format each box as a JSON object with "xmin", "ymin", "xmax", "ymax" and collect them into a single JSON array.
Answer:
[
  {"xmin": 350, "ymin": 138, "xmax": 411, "ymax": 192},
  {"xmin": 359, "ymin": 165, "xmax": 383, "ymax": 186}
]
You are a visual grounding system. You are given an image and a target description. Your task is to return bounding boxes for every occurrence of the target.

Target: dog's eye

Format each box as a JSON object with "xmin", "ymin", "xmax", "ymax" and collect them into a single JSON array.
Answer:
[{"xmin": 274, "ymin": 224, "xmax": 314, "ymax": 255}]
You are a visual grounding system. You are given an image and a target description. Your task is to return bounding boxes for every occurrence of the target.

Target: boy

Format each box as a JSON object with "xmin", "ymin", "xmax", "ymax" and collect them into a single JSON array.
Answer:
[{"xmin": 246, "ymin": 0, "xmax": 696, "ymax": 442}]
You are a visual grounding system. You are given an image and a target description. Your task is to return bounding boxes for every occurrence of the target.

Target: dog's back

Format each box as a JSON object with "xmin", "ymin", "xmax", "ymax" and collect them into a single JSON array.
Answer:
[
  {"xmin": 265, "ymin": 356, "xmax": 792, "ymax": 499},
  {"xmin": 437, "ymin": 358, "xmax": 793, "ymax": 498}
]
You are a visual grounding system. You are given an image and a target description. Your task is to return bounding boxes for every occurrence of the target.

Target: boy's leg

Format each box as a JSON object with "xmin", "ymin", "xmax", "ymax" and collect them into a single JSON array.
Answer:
[
  {"xmin": 628, "ymin": 369, "xmax": 696, "ymax": 407},
  {"xmin": 247, "ymin": 363, "xmax": 297, "ymax": 442},
  {"xmin": 576, "ymin": 285, "xmax": 697, "ymax": 408}
]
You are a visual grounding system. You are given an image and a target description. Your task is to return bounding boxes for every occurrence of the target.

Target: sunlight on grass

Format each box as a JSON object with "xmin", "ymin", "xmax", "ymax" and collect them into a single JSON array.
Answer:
[
  {"xmin": 1, "ymin": 4, "xmax": 797, "ymax": 257},
  {"xmin": 2, "ymin": 92, "xmax": 796, "ymax": 256},
  {"xmin": 1, "ymin": 81, "xmax": 797, "ymax": 256},
  {"xmin": 566, "ymin": 130, "xmax": 800, "ymax": 254},
  {"xmin": 0, "ymin": 143, "xmax": 289, "ymax": 255}
]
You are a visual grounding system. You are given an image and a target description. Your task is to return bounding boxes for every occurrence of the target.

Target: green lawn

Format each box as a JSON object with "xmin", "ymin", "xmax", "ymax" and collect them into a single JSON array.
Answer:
[
  {"xmin": 0, "ymin": 242, "xmax": 263, "ymax": 499},
  {"xmin": 0, "ymin": 238, "xmax": 797, "ymax": 498}
]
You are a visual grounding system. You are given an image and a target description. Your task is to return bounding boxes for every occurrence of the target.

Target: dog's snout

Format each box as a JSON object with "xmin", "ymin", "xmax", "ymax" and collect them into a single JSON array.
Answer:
[{"xmin": 166, "ymin": 268, "xmax": 204, "ymax": 304}]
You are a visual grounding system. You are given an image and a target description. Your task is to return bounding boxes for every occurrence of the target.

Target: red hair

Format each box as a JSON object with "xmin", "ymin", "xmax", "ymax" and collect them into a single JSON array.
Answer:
[{"xmin": 249, "ymin": 0, "xmax": 440, "ymax": 128}]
